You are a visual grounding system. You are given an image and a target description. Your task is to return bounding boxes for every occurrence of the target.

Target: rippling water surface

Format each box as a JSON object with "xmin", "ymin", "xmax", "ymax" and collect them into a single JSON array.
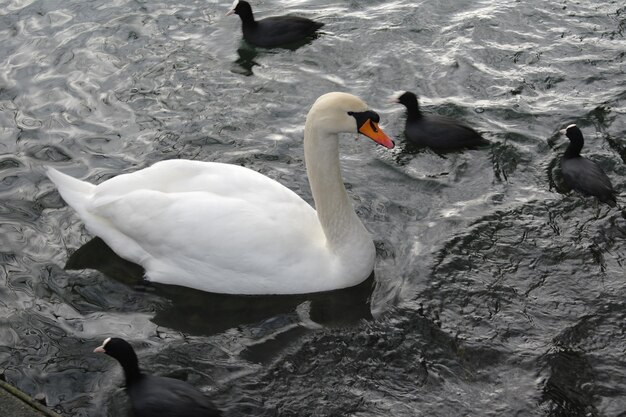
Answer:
[{"xmin": 1, "ymin": 0, "xmax": 625, "ymax": 416}]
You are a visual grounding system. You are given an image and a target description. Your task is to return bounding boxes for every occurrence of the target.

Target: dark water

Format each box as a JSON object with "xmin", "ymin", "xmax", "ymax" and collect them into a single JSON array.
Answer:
[{"xmin": 1, "ymin": 0, "xmax": 625, "ymax": 416}]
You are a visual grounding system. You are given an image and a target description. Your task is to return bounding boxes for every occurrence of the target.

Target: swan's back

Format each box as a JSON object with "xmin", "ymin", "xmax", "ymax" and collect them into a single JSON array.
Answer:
[
  {"xmin": 48, "ymin": 160, "xmax": 334, "ymax": 294},
  {"xmin": 47, "ymin": 167, "xmax": 95, "ymax": 217}
]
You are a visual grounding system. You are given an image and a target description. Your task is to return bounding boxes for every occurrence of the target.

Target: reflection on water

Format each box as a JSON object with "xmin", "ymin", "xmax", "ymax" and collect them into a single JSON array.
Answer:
[
  {"xmin": 234, "ymin": 45, "xmax": 260, "ymax": 76},
  {"xmin": 67, "ymin": 237, "xmax": 374, "ymax": 336},
  {"xmin": 1, "ymin": 0, "xmax": 625, "ymax": 415},
  {"xmin": 233, "ymin": 34, "xmax": 322, "ymax": 76},
  {"xmin": 540, "ymin": 347, "xmax": 598, "ymax": 417},
  {"xmin": 65, "ymin": 237, "xmax": 144, "ymax": 286}
]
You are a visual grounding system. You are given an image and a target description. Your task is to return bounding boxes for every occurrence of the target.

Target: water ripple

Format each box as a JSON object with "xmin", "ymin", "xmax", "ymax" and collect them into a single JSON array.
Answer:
[{"xmin": 0, "ymin": 0, "xmax": 624, "ymax": 415}]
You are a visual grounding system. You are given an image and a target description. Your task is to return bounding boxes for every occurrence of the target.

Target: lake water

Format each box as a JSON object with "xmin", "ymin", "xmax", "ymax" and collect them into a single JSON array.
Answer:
[{"xmin": 0, "ymin": 0, "xmax": 625, "ymax": 416}]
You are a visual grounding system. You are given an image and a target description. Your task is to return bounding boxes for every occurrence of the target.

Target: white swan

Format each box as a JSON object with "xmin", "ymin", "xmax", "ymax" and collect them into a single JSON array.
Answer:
[{"xmin": 47, "ymin": 92, "xmax": 394, "ymax": 295}]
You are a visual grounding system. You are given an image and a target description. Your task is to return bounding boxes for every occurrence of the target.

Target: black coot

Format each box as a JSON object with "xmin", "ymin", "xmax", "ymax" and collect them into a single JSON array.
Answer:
[
  {"xmin": 392, "ymin": 91, "xmax": 488, "ymax": 150},
  {"xmin": 560, "ymin": 124, "xmax": 617, "ymax": 207},
  {"xmin": 95, "ymin": 337, "xmax": 222, "ymax": 417},
  {"xmin": 226, "ymin": 0, "xmax": 324, "ymax": 48}
]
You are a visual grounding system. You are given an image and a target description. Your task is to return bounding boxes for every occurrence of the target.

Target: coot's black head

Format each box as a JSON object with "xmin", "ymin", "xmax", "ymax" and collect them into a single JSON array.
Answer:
[
  {"xmin": 561, "ymin": 124, "xmax": 584, "ymax": 143},
  {"xmin": 227, "ymin": 0, "xmax": 254, "ymax": 20},
  {"xmin": 95, "ymin": 337, "xmax": 141, "ymax": 383},
  {"xmin": 560, "ymin": 123, "xmax": 585, "ymax": 158},
  {"xmin": 391, "ymin": 91, "xmax": 421, "ymax": 118}
]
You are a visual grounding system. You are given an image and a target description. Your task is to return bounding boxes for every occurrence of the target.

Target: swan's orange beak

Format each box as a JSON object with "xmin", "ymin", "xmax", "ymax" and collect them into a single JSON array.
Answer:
[{"xmin": 358, "ymin": 120, "xmax": 395, "ymax": 149}]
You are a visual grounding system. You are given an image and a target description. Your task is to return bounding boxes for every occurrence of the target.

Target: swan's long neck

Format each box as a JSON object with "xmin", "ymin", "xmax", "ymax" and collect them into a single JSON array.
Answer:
[{"xmin": 304, "ymin": 119, "xmax": 370, "ymax": 252}]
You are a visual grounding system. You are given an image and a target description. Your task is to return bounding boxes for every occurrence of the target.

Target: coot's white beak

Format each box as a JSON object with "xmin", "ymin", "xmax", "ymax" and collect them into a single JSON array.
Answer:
[
  {"xmin": 94, "ymin": 337, "xmax": 111, "ymax": 353},
  {"xmin": 387, "ymin": 91, "xmax": 404, "ymax": 104},
  {"xmin": 560, "ymin": 123, "xmax": 577, "ymax": 135},
  {"xmin": 226, "ymin": 0, "xmax": 238, "ymax": 16}
]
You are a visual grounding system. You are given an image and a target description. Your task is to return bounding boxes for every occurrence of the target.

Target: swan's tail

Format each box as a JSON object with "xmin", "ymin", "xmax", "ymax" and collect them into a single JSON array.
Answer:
[{"xmin": 46, "ymin": 167, "xmax": 95, "ymax": 213}]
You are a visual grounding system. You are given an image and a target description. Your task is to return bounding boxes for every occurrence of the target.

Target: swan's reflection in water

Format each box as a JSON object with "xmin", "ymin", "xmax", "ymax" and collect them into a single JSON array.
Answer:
[{"xmin": 66, "ymin": 237, "xmax": 374, "ymax": 338}]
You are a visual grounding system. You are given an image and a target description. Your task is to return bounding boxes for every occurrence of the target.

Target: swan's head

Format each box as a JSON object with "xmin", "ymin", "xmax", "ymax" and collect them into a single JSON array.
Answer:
[{"xmin": 307, "ymin": 92, "xmax": 395, "ymax": 149}]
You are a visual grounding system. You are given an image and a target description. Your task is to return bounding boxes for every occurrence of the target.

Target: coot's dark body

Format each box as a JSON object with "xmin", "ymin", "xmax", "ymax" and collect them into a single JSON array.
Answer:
[
  {"xmin": 228, "ymin": 0, "xmax": 323, "ymax": 48},
  {"xmin": 560, "ymin": 124, "xmax": 617, "ymax": 207},
  {"xmin": 127, "ymin": 374, "xmax": 221, "ymax": 417},
  {"xmin": 95, "ymin": 337, "xmax": 222, "ymax": 417},
  {"xmin": 394, "ymin": 91, "xmax": 487, "ymax": 150}
]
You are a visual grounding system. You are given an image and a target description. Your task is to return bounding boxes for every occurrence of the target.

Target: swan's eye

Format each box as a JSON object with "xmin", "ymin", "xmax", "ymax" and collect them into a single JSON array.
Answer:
[{"xmin": 349, "ymin": 110, "xmax": 380, "ymax": 130}]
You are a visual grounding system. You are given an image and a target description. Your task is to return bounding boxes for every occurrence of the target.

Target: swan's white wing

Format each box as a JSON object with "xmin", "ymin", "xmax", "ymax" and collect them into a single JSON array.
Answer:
[
  {"xmin": 93, "ymin": 159, "xmax": 297, "ymax": 203},
  {"xmin": 81, "ymin": 160, "xmax": 331, "ymax": 293}
]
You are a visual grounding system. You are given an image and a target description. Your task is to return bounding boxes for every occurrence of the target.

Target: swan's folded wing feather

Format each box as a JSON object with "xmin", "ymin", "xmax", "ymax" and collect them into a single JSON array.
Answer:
[{"xmin": 85, "ymin": 186, "xmax": 326, "ymax": 281}]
